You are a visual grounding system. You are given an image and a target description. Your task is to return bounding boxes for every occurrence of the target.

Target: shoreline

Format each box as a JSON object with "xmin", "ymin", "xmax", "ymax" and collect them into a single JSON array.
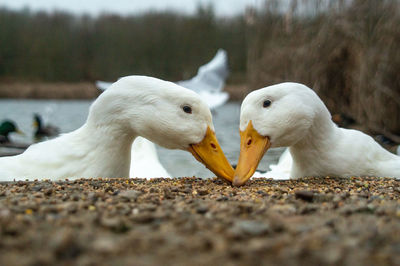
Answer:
[
  {"xmin": 0, "ymin": 82, "xmax": 249, "ymax": 101},
  {"xmin": 0, "ymin": 177, "xmax": 399, "ymax": 265}
]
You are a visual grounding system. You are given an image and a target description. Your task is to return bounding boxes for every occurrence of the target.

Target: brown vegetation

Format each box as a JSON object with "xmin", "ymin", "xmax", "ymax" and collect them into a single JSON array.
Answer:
[
  {"xmin": 248, "ymin": 0, "xmax": 400, "ymax": 136},
  {"xmin": 0, "ymin": 82, "xmax": 99, "ymax": 99}
]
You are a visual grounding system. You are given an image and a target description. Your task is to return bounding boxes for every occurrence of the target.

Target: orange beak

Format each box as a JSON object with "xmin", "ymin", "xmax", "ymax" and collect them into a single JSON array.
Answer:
[
  {"xmin": 188, "ymin": 126, "xmax": 234, "ymax": 182},
  {"xmin": 233, "ymin": 121, "xmax": 270, "ymax": 186}
]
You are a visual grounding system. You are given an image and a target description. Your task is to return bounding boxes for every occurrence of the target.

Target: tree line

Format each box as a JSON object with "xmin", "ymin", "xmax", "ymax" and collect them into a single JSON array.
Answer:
[{"xmin": 0, "ymin": 6, "xmax": 247, "ymax": 82}]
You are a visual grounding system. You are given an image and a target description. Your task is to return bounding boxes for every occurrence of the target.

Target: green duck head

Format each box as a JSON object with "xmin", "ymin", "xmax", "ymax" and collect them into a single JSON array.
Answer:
[{"xmin": 0, "ymin": 120, "xmax": 22, "ymax": 137}]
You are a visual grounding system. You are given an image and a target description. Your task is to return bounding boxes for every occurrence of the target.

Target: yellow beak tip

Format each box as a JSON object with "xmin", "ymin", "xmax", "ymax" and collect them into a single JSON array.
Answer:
[{"xmin": 232, "ymin": 177, "xmax": 245, "ymax": 187}]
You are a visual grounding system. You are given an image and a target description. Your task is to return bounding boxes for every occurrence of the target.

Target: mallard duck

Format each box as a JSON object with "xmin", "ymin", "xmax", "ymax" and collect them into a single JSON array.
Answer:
[
  {"xmin": 33, "ymin": 113, "xmax": 60, "ymax": 140},
  {"xmin": 0, "ymin": 76, "xmax": 234, "ymax": 181},
  {"xmin": 0, "ymin": 120, "xmax": 22, "ymax": 144},
  {"xmin": 233, "ymin": 82, "xmax": 400, "ymax": 186}
]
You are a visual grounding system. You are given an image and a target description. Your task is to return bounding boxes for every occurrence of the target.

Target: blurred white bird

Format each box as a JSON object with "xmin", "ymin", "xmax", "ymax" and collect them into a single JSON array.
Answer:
[
  {"xmin": 96, "ymin": 49, "xmax": 230, "ymax": 110},
  {"xmin": 95, "ymin": 80, "xmax": 112, "ymax": 91},
  {"xmin": 130, "ymin": 136, "xmax": 170, "ymax": 178},
  {"xmin": 177, "ymin": 49, "xmax": 229, "ymax": 109},
  {"xmin": 252, "ymin": 148, "xmax": 292, "ymax": 180}
]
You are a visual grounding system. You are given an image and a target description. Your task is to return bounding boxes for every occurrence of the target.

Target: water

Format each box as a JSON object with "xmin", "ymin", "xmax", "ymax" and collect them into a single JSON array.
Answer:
[{"xmin": 0, "ymin": 99, "xmax": 284, "ymax": 177}]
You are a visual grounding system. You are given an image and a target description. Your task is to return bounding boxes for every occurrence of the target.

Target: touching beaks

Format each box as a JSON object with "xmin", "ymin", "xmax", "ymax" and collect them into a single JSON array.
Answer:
[
  {"xmin": 188, "ymin": 126, "xmax": 234, "ymax": 182},
  {"xmin": 233, "ymin": 121, "xmax": 270, "ymax": 186}
]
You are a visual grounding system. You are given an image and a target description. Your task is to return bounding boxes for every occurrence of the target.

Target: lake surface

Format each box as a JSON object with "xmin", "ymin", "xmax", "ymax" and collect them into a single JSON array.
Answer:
[{"xmin": 0, "ymin": 99, "xmax": 284, "ymax": 178}]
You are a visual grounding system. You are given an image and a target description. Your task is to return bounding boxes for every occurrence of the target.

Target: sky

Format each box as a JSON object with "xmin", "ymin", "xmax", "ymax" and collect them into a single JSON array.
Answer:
[{"xmin": 0, "ymin": 0, "xmax": 265, "ymax": 17}]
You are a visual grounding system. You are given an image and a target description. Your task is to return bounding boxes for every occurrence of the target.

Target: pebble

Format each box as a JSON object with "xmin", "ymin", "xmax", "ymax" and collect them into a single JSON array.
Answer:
[
  {"xmin": 118, "ymin": 190, "xmax": 142, "ymax": 201},
  {"xmin": 233, "ymin": 220, "xmax": 270, "ymax": 236},
  {"xmin": 295, "ymin": 190, "xmax": 315, "ymax": 202},
  {"xmin": 198, "ymin": 189, "xmax": 209, "ymax": 196},
  {"xmin": 196, "ymin": 205, "xmax": 209, "ymax": 214}
]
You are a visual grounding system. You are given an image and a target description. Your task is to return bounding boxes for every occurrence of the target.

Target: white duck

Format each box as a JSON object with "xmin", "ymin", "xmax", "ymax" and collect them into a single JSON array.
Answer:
[
  {"xmin": 96, "ymin": 82, "xmax": 171, "ymax": 178},
  {"xmin": 233, "ymin": 82, "xmax": 400, "ymax": 186},
  {"xmin": 0, "ymin": 76, "xmax": 234, "ymax": 181},
  {"xmin": 96, "ymin": 50, "xmax": 230, "ymax": 178}
]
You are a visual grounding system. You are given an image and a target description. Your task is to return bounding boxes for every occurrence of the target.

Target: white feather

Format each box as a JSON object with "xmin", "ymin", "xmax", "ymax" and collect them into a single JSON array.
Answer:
[
  {"xmin": 252, "ymin": 148, "xmax": 292, "ymax": 180},
  {"xmin": 95, "ymin": 80, "xmax": 112, "ymax": 91},
  {"xmin": 177, "ymin": 49, "xmax": 228, "ymax": 92},
  {"xmin": 129, "ymin": 137, "xmax": 170, "ymax": 178}
]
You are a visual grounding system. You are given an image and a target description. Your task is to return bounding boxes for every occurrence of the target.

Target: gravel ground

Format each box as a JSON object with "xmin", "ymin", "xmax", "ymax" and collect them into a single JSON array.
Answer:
[{"xmin": 0, "ymin": 177, "xmax": 399, "ymax": 266}]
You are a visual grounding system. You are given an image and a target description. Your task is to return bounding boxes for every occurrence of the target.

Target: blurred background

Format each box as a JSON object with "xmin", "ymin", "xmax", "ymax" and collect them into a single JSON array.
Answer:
[{"xmin": 0, "ymin": 0, "xmax": 399, "ymax": 177}]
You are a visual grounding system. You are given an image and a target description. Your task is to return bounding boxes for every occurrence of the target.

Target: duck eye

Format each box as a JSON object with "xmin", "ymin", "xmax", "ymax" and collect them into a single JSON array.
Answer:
[
  {"xmin": 263, "ymin": 100, "xmax": 271, "ymax": 108},
  {"xmin": 182, "ymin": 105, "xmax": 192, "ymax": 114}
]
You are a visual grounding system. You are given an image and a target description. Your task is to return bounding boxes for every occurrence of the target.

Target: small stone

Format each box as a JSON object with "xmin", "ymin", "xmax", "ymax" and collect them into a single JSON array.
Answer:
[
  {"xmin": 256, "ymin": 190, "xmax": 268, "ymax": 196},
  {"xmin": 119, "ymin": 190, "xmax": 142, "ymax": 200},
  {"xmin": 88, "ymin": 192, "xmax": 98, "ymax": 202},
  {"xmin": 232, "ymin": 220, "xmax": 270, "ymax": 236},
  {"xmin": 51, "ymin": 229, "xmax": 82, "ymax": 259},
  {"xmin": 196, "ymin": 205, "xmax": 209, "ymax": 214},
  {"xmin": 198, "ymin": 189, "xmax": 209, "ymax": 196},
  {"xmin": 16, "ymin": 181, "xmax": 28, "ymax": 186},
  {"xmin": 32, "ymin": 185, "xmax": 43, "ymax": 192},
  {"xmin": 149, "ymin": 187, "xmax": 158, "ymax": 193},
  {"xmin": 163, "ymin": 189, "xmax": 175, "ymax": 199},
  {"xmin": 101, "ymin": 217, "xmax": 129, "ymax": 232},
  {"xmin": 92, "ymin": 237, "xmax": 118, "ymax": 253},
  {"xmin": 271, "ymin": 204, "xmax": 296, "ymax": 215},
  {"xmin": 295, "ymin": 190, "xmax": 315, "ymax": 202},
  {"xmin": 131, "ymin": 213, "xmax": 154, "ymax": 224},
  {"xmin": 216, "ymin": 196, "xmax": 229, "ymax": 201},
  {"xmin": 44, "ymin": 188, "xmax": 53, "ymax": 196},
  {"xmin": 105, "ymin": 187, "xmax": 114, "ymax": 193}
]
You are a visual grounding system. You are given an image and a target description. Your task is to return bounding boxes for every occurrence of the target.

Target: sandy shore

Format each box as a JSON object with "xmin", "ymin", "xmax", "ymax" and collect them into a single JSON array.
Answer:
[
  {"xmin": 0, "ymin": 82, "xmax": 248, "ymax": 100},
  {"xmin": 0, "ymin": 177, "xmax": 399, "ymax": 265}
]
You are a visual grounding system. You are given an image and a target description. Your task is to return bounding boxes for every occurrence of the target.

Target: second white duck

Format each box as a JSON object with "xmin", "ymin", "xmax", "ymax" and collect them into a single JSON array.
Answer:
[{"xmin": 233, "ymin": 82, "xmax": 400, "ymax": 186}]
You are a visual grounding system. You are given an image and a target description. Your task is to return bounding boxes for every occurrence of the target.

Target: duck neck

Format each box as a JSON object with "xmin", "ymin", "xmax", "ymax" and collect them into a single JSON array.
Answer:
[
  {"xmin": 79, "ymin": 120, "xmax": 136, "ymax": 177},
  {"xmin": 78, "ymin": 98, "xmax": 139, "ymax": 177},
  {"xmin": 290, "ymin": 107, "xmax": 339, "ymax": 165}
]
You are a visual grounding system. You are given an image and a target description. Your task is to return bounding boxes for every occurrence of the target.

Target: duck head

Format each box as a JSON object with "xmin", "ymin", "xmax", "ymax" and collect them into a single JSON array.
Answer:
[
  {"xmin": 0, "ymin": 120, "xmax": 22, "ymax": 137},
  {"xmin": 89, "ymin": 76, "xmax": 234, "ymax": 181},
  {"xmin": 233, "ymin": 82, "xmax": 323, "ymax": 186},
  {"xmin": 33, "ymin": 114, "xmax": 42, "ymax": 130}
]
